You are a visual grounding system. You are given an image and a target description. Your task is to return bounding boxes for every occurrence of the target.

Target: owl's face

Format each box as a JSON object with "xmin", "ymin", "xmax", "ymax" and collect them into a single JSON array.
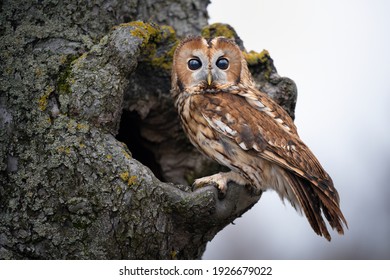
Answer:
[{"xmin": 172, "ymin": 36, "xmax": 245, "ymax": 91}]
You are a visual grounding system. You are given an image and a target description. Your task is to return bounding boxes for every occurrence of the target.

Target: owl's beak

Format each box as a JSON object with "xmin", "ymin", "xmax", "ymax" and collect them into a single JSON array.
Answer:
[{"xmin": 207, "ymin": 71, "xmax": 212, "ymax": 86}]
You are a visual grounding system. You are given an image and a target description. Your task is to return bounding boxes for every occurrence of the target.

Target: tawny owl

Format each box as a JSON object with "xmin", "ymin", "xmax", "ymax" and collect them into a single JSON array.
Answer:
[{"xmin": 171, "ymin": 36, "xmax": 347, "ymax": 241}]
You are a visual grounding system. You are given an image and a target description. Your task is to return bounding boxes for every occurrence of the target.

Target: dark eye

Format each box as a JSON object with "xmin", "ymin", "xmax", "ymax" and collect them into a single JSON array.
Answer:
[
  {"xmin": 188, "ymin": 58, "xmax": 202, "ymax": 70},
  {"xmin": 216, "ymin": 57, "xmax": 229, "ymax": 70}
]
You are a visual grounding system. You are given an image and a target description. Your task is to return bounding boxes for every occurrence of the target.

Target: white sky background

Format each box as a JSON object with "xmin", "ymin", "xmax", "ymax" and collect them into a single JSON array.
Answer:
[{"xmin": 204, "ymin": 0, "xmax": 390, "ymax": 259}]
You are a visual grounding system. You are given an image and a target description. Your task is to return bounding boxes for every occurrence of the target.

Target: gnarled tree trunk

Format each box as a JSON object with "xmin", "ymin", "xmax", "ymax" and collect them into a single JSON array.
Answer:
[{"xmin": 0, "ymin": 1, "xmax": 296, "ymax": 259}]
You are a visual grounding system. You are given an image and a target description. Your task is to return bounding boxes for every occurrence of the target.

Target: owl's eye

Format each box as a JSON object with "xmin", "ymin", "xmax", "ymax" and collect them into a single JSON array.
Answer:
[
  {"xmin": 216, "ymin": 58, "xmax": 229, "ymax": 70},
  {"xmin": 188, "ymin": 58, "xmax": 202, "ymax": 70}
]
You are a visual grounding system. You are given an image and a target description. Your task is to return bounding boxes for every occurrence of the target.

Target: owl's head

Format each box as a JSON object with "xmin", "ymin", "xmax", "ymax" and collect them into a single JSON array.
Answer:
[{"xmin": 171, "ymin": 36, "xmax": 252, "ymax": 94}]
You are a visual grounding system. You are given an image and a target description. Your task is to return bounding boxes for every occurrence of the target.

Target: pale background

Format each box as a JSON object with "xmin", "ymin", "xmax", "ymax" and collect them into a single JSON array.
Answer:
[{"xmin": 203, "ymin": 0, "xmax": 390, "ymax": 259}]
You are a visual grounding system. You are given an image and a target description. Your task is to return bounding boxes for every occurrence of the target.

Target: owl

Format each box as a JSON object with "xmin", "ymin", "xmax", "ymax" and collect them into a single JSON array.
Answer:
[{"xmin": 171, "ymin": 36, "xmax": 347, "ymax": 241}]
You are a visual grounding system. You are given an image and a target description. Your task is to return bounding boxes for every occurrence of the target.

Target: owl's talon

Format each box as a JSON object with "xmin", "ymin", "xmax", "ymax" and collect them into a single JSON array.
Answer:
[
  {"xmin": 192, "ymin": 181, "xmax": 219, "ymax": 191},
  {"xmin": 193, "ymin": 180, "xmax": 227, "ymax": 199},
  {"xmin": 192, "ymin": 172, "xmax": 231, "ymax": 195}
]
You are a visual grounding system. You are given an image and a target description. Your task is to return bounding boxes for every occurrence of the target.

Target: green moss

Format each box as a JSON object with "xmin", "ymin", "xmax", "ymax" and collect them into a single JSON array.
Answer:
[
  {"xmin": 149, "ymin": 43, "xmax": 178, "ymax": 70},
  {"xmin": 201, "ymin": 23, "xmax": 237, "ymax": 39},
  {"xmin": 56, "ymin": 54, "xmax": 78, "ymax": 95},
  {"xmin": 149, "ymin": 25, "xmax": 178, "ymax": 70}
]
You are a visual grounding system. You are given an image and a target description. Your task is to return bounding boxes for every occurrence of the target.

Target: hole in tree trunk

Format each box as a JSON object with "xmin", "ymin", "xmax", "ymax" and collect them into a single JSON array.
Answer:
[
  {"xmin": 116, "ymin": 101, "xmax": 225, "ymax": 185},
  {"xmin": 116, "ymin": 110, "xmax": 164, "ymax": 181}
]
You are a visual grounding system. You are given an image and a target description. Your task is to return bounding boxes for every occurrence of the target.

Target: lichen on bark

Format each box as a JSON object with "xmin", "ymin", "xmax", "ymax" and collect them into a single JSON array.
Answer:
[{"xmin": 0, "ymin": 0, "xmax": 297, "ymax": 259}]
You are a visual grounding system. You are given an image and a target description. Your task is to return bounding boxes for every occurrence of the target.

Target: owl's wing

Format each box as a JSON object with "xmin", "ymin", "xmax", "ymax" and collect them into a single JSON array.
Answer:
[
  {"xmin": 199, "ymin": 90, "xmax": 325, "ymax": 183},
  {"xmin": 196, "ymin": 90, "xmax": 347, "ymax": 240}
]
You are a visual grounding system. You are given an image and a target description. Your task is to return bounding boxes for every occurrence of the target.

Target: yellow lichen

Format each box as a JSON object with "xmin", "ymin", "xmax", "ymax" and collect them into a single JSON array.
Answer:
[
  {"xmin": 123, "ymin": 152, "xmax": 131, "ymax": 159},
  {"xmin": 66, "ymin": 120, "xmax": 90, "ymax": 134},
  {"xmin": 243, "ymin": 49, "xmax": 273, "ymax": 80},
  {"xmin": 57, "ymin": 146, "xmax": 72, "ymax": 155},
  {"xmin": 114, "ymin": 21, "xmax": 178, "ymax": 71},
  {"xmin": 148, "ymin": 25, "xmax": 178, "ymax": 70},
  {"xmin": 119, "ymin": 171, "xmax": 138, "ymax": 186},
  {"xmin": 161, "ymin": 25, "xmax": 175, "ymax": 37},
  {"xmin": 201, "ymin": 23, "xmax": 237, "ymax": 39},
  {"xmin": 67, "ymin": 119, "xmax": 76, "ymax": 132},
  {"xmin": 76, "ymin": 122, "xmax": 89, "ymax": 132},
  {"xmin": 59, "ymin": 55, "xmax": 67, "ymax": 65},
  {"xmin": 120, "ymin": 172, "xmax": 129, "ymax": 182},
  {"xmin": 125, "ymin": 21, "xmax": 162, "ymax": 46},
  {"xmin": 5, "ymin": 66, "xmax": 13, "ymax": 75},
  {"xmin": 119, "ymin": 143, "xmax": 132, "ymax": 159},
  {"xmin": 71, "ymin": 53, "xmax": 87, "ymax": 69},
  {"xmin": 243, "ymin": 50, "xmax": 270, "ymax": 65},
  {"xmin": 170, "ymin": 250, "xmax": 178, "ymax": 260},
  {"xmin": 106, "ymin": 154, "xmax": 113, "ymax": 161},
  {"xmin": 120, "ymin": 148, "xmax": 131, "ymax": 159},
  {"xmin": 149, "ymin": 42, "xmax": 178, "ymax": 70},
  {"xmin": 38, "ymin": 86, "xmax": 54, "ymax": 111},
  {"xmin": 127, "ymin": 175, "xmax": 138, "ymax": 186},
  {"xmin": 35, "ymin": 67, "xmax": 43, "ymax": 77},
  {"xmin": 99, "ymin": 35, "xmax": 109, "ymax": 45}
]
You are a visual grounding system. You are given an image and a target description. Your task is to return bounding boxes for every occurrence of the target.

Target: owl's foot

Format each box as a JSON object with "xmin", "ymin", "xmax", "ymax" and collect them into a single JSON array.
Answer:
[{"xmin": 192, "ymin": 171, "xmax": 249, "ymax": 195}]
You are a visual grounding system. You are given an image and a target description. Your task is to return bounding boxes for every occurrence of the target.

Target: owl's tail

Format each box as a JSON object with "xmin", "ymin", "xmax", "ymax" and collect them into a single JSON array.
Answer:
[{"xmin": 286, "ymin": 172, "xmax": 348, "ymax": 241}]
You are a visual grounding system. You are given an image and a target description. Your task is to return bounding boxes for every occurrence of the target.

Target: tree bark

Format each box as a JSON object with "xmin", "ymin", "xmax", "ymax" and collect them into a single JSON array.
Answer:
[{"xmin": 0, "ymin": 1, "xmax": 296, "ymax": 259}]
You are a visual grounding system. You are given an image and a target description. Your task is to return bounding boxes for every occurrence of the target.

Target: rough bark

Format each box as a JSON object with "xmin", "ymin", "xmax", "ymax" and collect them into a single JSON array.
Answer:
[{"xmin": 0, "ymin": 1, "xmax": 297, "ymax": 259}]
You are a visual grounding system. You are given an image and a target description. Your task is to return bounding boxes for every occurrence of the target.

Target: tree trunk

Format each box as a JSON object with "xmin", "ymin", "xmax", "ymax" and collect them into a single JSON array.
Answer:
[{"xmin": 0, "ymin": 1, "xmax": 296, "ymax": 259}]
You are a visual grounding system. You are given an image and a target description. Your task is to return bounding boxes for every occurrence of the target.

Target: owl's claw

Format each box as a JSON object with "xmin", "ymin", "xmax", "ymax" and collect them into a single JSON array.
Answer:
[
  {"xmin": 192, "ymin": 180, "xmax": 227, "ymax": 195},
  {"xmin": 192, "ymin": 171, "xmax": 252, "ymax": 198},
  {"xmin": 192, "ymin": 180, "xmax": 219, "ymax": 190},
  {"xmin": 193, "ymin": 179, "xmax": 227, "ymax": 200},
  {"xmin": 192, "ymin": 172, "xmax": 228, "ymax": 195}
]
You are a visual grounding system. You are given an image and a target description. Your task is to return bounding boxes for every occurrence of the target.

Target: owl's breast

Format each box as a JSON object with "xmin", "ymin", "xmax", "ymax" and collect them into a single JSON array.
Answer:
[
  {"xmin": 177, "ymin": 94, "xmax": 216, "ymax": 149},
  {"xmin": 176, "ymin": 93, "xmax": 249, "ymax": 173}
]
